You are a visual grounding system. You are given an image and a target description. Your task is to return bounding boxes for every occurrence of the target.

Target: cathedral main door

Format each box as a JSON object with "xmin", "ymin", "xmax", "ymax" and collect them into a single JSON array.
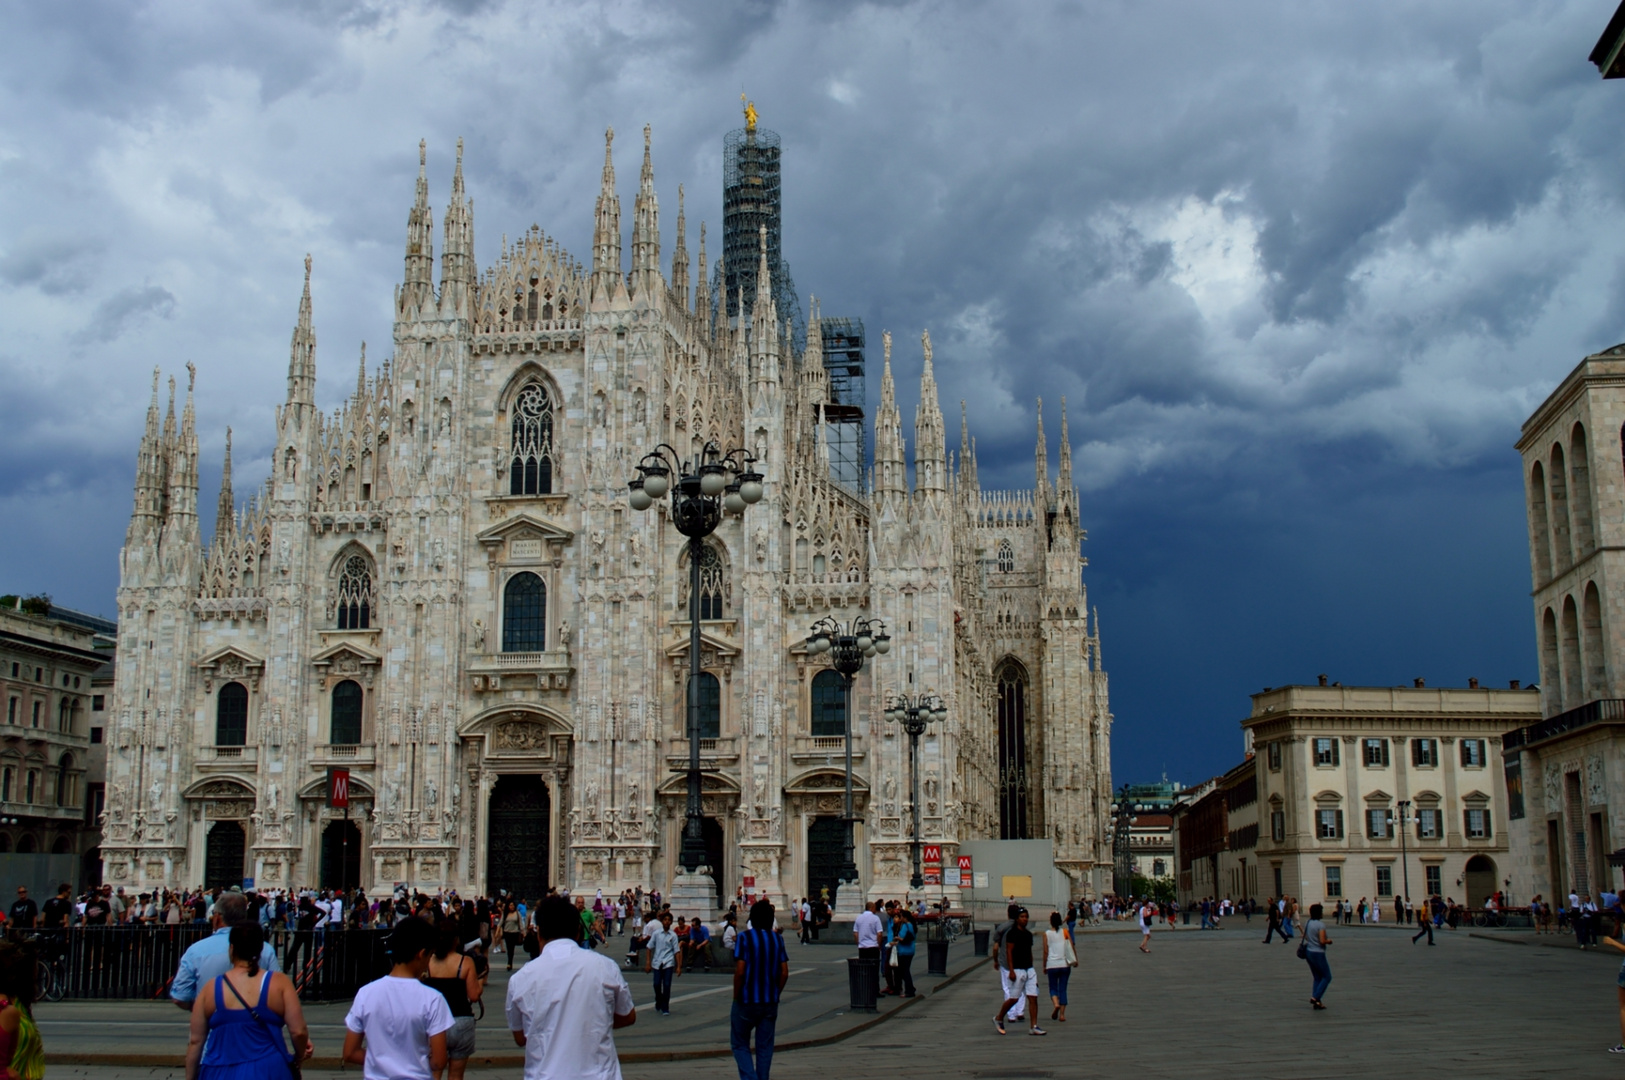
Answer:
[
  {"xmin": 320, "ymin": 820, "xmax": 362, "ymax": 891},
  {"xmin": 205, "ymin": 821, "xmax": 245, "ymax": 890},
  {"xmin": 807, "ymin": 816, "xmax": 844, "ymax": 903},
  {"xmin": 487, "ymin": 775, "xmax": 550, "ymax": 901}
]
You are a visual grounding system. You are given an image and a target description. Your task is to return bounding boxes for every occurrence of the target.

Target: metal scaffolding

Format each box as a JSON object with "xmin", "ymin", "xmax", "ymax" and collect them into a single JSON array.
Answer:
[
  {"xmin": 819, "ymin": 316, "xmax": 866, "ymax": 491},
  {"xmin": 717, "ymin": 126, "xmax": 803, "ymax": 346}
]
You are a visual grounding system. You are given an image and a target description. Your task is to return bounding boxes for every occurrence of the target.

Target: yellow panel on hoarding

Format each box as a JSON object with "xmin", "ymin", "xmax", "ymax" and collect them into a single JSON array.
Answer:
[{"xmin": 1000, "ymin": 875, "xmax": 1033, "ymax": 898}]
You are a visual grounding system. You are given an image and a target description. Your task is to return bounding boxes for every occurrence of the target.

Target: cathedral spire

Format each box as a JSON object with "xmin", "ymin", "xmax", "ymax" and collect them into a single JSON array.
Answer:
[
  {"xmin": 216, "ymin": 427, "xmax": 235, "ymax": 541},
  {"xmin": 631, "ymin": 124, "xmax": 660, "ymax": 296},
  {"xmin": 403, "ymin": 139, "xmax": 434, "ymax": 312},
  {"xmin": 695, "ymin": 221, "xmax": 710, "ymax": 332},
  {"xmin": 959, "ymin": 400, "xmax": 979, "ymax": 492},
  {"xmin": 1057, "ymin": 395, "xmax": 1074, "ymax": 510},
  {"xmin": 163, "ymin": 362, "xmax": 200, "ymax": 546},
  {"xmin": 874, "ymin": 330, "xmax": 905, "ymax": 497},
  {"xmin": 128, "ymin": 367, "xmax": 166, "ymax": 540},
  {"xmin": 440, "ymin": 137, "xmax": 474, "ymax": 312},
  {"xmin": 671, "ymin": 184, "xmax": 689, "ymax": 311},
  {"xmin": 356, "ymin": 342, "xmax": 368, "ymax": 402},
  {"xmin": 591, "ymin": 127, "xmax": 624, "ymax": 301},
  {"xmin": 1034, "ymin": 396, "xmax": 1049, "ymax": 501},
  {"xmin": 913, "ymin": 330, "xmax": 946, "ymax": 493},
  {"xmin": 751, "ymin": 225, "xmax": 780, "ymax": 395},
  {"xmin": 287, "ymin": 255, "xmax": 316, "ymax": 408}
]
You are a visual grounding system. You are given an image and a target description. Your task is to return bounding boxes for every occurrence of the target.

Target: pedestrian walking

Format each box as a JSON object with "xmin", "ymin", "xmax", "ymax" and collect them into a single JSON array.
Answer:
[
  {"xmin": 505, "ymin": 896, "xmax": 636, "ymax": 1080},
  {"xmin": 990, "ymin": 903, "xmax": 1026, "ymax": 1029},
  {"xmin": 184, "ymin": 923, "xmax": 310, "ymax": 1080},
  {"xmin": 853, "ymin": 901, "xmax": 885, "ymax": 1001},
  {"xmin": 993, "ymin": 908, "xmax": 1045, "ymax": 1036},
  {"xmin": 1043, "ymin": 912, "xmax": 1076, "ymax": 1022},
  {"xmin": 424, "ymin": 918, "xmax": 484, "ymax": 1080},
  {"xmin": 1262, "ymin": 897, "xmax": 1284, "ymax": 943},
  {"xmin": 1138, "ymin": 899, "xmax": 1154, "ymax": 953},
  {"xmin": 730, "ymin": 900, "xmax": 789, "ymax": 1080},
  {"xmin": 1301, "ymin": 903, "xmax": 1332, "ymax": 1010},
  {"xmin": 0, "ymin": 941, "xmax": 43, "ymax": 1080},
  {"xmin": 644, "ymin": 912, "xmax": 681, "ymax": 1015},
  {"xmin": 171, "ymin": 893, "xmax": 282, "ymax": 1014},
  {"xmin": 341, "ymin": 917, "xmax": 454, "ymax": 1080},
  {"xmin": 1411, "ymin": 906, "xmax": 1435, "ymax": 946}
]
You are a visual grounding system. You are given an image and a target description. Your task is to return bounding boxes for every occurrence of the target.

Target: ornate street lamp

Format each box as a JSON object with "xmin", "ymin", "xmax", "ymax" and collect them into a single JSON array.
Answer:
[
  {"xmin": 628, "ymin": 442, "xmax": 764, "ymax": 882},
  {"xmin": 1109, "ymin": 785, "xmax": 1140, "ymax": 898},
  {"xmin": 883, "ymin": 691, "xmax": 946, "ymax": 889},
  {"xmin": 805, "ymin": 615, "xmax": 890, "ymax": 895}
]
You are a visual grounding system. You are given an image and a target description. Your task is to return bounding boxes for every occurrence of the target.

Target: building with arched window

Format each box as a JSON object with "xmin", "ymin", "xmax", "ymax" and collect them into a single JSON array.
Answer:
[{"xmin": 104, "ymin": 117, "xmax": 1113, "ymax": 904}]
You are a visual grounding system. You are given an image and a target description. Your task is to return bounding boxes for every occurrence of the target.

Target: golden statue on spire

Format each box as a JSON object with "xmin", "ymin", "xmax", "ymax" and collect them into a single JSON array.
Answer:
[{"xmin": 741, "ymin": 93, "xmax": 758, "ymax": 132}]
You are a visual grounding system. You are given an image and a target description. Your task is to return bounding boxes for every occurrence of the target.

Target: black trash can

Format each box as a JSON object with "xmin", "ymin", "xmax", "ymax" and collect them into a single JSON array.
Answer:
[
  {"xmin": 926, "ymin": 939, "xmax": 950, "ymax": 976},
  {"xmin": 972, "ymin": 929, "xmax": 991, "ymax": 957},
  {"xmin": 1183, "ymin": 909, "xmax": 1191, "ymax": 925},
  {"xmin": 847, "ymin": 957, "xmax": 879, "ymax": 1011}
]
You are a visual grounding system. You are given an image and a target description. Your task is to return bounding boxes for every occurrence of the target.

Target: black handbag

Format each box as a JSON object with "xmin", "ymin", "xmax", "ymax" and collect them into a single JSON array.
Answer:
[{"xmin": 223, "ymin": 974, "xmax": 302, "ymax": 1080}]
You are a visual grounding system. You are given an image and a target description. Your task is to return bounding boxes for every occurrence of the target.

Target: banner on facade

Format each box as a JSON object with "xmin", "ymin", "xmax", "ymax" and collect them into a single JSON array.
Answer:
[{"xmin": 327, "ymin": 767, "xmax": 351, "ymax": 809}]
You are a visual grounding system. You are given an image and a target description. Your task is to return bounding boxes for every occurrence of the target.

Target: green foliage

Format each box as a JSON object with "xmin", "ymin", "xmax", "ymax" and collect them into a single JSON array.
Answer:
[
  {"xmin": 1132, "ymin": 875, "xmax": 1176, "ymax": 905},
  {"xmin": 19, "ymin": 595, "xmax": 51, "ymax": 616}
]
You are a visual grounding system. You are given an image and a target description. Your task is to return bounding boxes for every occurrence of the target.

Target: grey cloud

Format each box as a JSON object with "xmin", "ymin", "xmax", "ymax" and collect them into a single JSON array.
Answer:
[
  {"xmin": 74, "ymin": 285, "xmax": 176, "ymax": 345},
  {"xmin": 0, "ymin": 236, "xmax": 101, "ymax": 295}
]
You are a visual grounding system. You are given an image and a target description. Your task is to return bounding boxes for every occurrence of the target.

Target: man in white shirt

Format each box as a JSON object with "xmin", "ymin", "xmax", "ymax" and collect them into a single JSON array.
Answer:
[
  {"xmin": 644, "ymin": 912, "xmax": 681, "ymax": 1014},
  {"xmin": 853, "ymin": 900, "xmax": 884, "ymax": 1000},
  {"xmin": 509, "ymin": 896, "xmax": 635, "ymax": 1080},
  {"xmin": 343, "ymin": 916, "xmax": 453, "ymax": 1080}
]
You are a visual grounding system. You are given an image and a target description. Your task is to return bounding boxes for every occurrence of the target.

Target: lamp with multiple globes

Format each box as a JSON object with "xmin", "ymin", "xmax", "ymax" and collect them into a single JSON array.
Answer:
[
  {"xmin": 805, "ymin": 615, "xmax": 890, "ymax": 892},
  {"xmin": 884, "ymin": 692, "xmax": 946, "ymax": 890}
]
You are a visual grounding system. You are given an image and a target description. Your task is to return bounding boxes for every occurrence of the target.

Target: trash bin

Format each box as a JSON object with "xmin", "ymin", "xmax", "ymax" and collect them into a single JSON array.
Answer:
[
  {"xmin": 972, "ymin": 929, "xmax": 990, "ymax": 957},
  {"xmin": 847, "ymin": 956, "xmax": 879, "ymax": 1011},
  {"xmin": 926, "ymin": 939, "xmax": 950, "ymax": 976},
  {"xmin": 1183, "ymin": 909, "xmax": 1191, "ymax": 925}
]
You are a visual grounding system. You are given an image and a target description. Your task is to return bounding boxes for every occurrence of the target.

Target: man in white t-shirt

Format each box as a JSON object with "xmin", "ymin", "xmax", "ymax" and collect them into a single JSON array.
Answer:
[
  {"xmin": 343, "ymin": 916, "xmax": 453, "ymax": 1080},
  {"xmin": 508, "ymin": 895, "xmax": 635, "ymax": 1080},
  {"xmin": 853, "ymin": 900, "xmax": 884, "ymax": 1000}
]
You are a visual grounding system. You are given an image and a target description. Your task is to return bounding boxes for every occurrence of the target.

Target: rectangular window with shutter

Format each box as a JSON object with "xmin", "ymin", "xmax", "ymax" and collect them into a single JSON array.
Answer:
[
  {"xmin": 1417, "ymin": 808, "xmax": 1440, "ymax": 839},
  {"xmin": 1412, "ymin": 738, "xmax": 1438, "ymax": 767},
  {"xmin": 1465, "ymin": 808, "xmax": 1490, "ymax": 839},
  {"xmin": 1271, "ymin": 810, "xmax": 1285, "ymax": 842},
  {"xmin": 1376, "ymin": 865, "xmax": 1393, "ymax": 896},
  {"xmin": 1317, "ymin": 808, "xmax": 1343, "ymax": 839},
  {"xmin": 1325, "ymin": 866, "xmax": 1343, "ymax": 897},
  {"xmin": 1460, "ymin": 739, "xmax": 1485, "ymax": 768},
  {"xmin": 1268, "ymin": 741, "xmax": 1282, "ymax": 771},
  {"xmin": 1314, "ymin": 738, "xmax": 1339, "ymax": 767},
  {"xmin": 1367, "ymin": 808, "xmax": 1390, "ymax": 838},
  {"xmin": 1363, "ymin": 738, "xmax": 1389, "ymax": 767}
]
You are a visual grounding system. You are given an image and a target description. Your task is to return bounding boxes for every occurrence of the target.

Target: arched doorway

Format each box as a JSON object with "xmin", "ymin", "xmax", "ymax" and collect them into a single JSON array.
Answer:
[
  {"xmin": 487, "ymin": 776, "xmax": 550, "ymax": 901},
  {"xmin": 321, "ymin": 820, "xmax": 362, "ymax": 892},
  {"xmin": 205, "ymin": 821, "xmax": 246, "ymax": 890},
  {"xmin": 1464, "ymin": 854, "xmax": 1498, "ymax": 907},
  {"xmin": 807, "ymin": 816, "xmax": 845, "ymax": 905},
  {"xmin": 702, "ymin": 816, "xmax": 725, "ymax": 908}
]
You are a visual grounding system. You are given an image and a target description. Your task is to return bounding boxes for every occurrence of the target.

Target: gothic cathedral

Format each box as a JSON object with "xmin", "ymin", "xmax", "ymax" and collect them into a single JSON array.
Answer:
[{"xmin": 103, "ymin": 120, "xmax": 1113, "ymax": 904}]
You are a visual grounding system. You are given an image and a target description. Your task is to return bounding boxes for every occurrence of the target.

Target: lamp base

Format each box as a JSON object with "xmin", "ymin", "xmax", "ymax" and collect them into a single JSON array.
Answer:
[
  {"xmin": 667, "ymin": 869, "xmax": 718, "ymax": 923},
  {"xmin": 831, "ymin": 877, "xmax": 866, "ymax": 923}
]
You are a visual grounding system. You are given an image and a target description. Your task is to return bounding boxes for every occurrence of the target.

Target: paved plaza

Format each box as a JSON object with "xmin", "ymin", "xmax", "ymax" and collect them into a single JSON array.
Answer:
[{"xmin": 38, "ymin": 925, "xmax": 1625, "ymax": 1079}]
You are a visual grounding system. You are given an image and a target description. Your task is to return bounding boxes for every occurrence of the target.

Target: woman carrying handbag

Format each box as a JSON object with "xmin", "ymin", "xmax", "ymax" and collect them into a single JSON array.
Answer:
[
  {"xmin": 1044, "ymin": 912, "xmax": 1077, "ymax": 1022},
  {"xmin": 184, "ymin": 923, "xmax": 312, "ymax": 1080}
]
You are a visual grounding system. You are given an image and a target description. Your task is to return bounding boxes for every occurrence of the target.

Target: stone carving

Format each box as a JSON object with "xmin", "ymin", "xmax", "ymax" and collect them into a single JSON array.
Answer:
[
  {"xmin": 425, "ymin": 778, "xmax": 438, "ymax": 809},
  {"xmin": 148, "ymin": 779, "xmax": 164, "ymax": 812},
  {"xmin": 496, "ymin": 721, "xmax": 548, "ymax": 750},
  {"xmin": 559, "ymin": 621, "xmax": 571, "ymax": 649},
  {"xmin": 264, "ymin": 782, "xmax": 279, "ymax": 819},
  {"xmin": 1545, "ymin": 763, "xmax": 1562, "ymax": 814},
  {"xmin": 1588, "ymin": 754, "xmax": 1607, "ymax": 806},
  {"xmin": 625, "ymin": 781, "xmax": 639, "ymax": 817},
  {"xmin": 472, "ymin": 619, "xmax": 486, "ymax": 650}
]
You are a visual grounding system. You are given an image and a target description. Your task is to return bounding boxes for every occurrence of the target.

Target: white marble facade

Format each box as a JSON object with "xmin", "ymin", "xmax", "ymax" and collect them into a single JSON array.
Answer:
[{"xmin": 103, "ymin": 126, "xmax": 1113, "ymax": 905}]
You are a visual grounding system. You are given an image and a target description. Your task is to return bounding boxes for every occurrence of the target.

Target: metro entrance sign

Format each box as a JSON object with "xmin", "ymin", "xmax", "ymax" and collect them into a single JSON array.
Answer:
[
  {"xmin": 957, "ymin": 854, "xmax": 973, "ymax": 889},
  {"xmin": 923, "ymin": 844, "xmax": 942, "ymax": 866}
]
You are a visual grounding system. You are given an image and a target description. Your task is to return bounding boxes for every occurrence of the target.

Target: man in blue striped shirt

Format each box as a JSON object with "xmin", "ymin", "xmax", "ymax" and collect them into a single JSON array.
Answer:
[{"xmin": 731, "ymin": 900, "xmax": 790, "ymax": 1080}]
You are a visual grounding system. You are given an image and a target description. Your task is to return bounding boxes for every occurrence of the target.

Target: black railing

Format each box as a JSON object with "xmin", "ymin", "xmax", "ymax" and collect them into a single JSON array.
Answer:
[
  {"xmin": 1504, "ymin": 698, "xmax": 1625, "ymax": 752},
  {"xmin": 9, "ymin": 926, "xmax": 391, "ymax": 1002}
]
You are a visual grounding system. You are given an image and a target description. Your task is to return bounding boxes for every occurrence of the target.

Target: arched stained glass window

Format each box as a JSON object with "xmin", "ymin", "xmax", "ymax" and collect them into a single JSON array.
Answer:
[
  {"xmin": 997, "ymin": 662, "xmax": 1029, "ymax": 840},
  {"xmin": 503, "ymin": 572, "xmax": 547, "ymax": 653},
  {"xmin": 687, "ymin": 672, "xmax": 721, "ymax": 740},
  {"xmin": 337, "ymin": 555, "xmax": 372, "ymax": 630},
  {"xmin": 810, "ymin": 670, "xmax": 846, "ymax": 737},
  {"xmin": 331, "ymin": 680, "xmax": 363, "ymax": 746},
  {"xmin": 510, "ymin": 384, "xmax": 555, "ymax": 495},
  {"xmin": 695, "ymin": 545, "xmax": 724, "ymax": 620},
  {"xmin": 998, "ymin": 540, "xmax": 1014, "ymax": 573},
  {"xmin": 216, "ymin": 682, "xmax": 248, "ymax": 746}
]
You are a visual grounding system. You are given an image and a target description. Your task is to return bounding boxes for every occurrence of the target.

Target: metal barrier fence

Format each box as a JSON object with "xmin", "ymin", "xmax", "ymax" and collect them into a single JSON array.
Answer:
[{"xmin": 8, "ymin": 926, "xmax": 392, "ymax": 1002}]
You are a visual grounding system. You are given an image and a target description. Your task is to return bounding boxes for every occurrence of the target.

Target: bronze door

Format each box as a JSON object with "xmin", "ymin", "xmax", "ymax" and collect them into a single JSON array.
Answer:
[{"xmin": 487, "ymin": 775, "xmax": 550, "ymax": 901}]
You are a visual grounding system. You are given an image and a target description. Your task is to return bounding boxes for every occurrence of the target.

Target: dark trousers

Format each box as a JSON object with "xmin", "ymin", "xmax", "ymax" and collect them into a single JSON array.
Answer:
[
  {"xmin": 1262, "ymin": 921, "xmax": 1283, "ymax": 943},
  {"xmin": 1412, "ymin": 919, "xmax": 1433, "ymax": 944},
  {"xmin": 505, "ymin": 938, "xmax": 518, "ymax": 968},
  {"xmin": 284, "ymin": 931, "xmax": 313, "ymax": 978},
  {"xmin": 894, "ymin": 951, "xmax": 915, "ymax": 996},
  {"xmin": 652, "ymin": 966, "xmax": 675, "ymax": 1012},
  {"xmin": 730, "ymin": 1001, "xmax": 779, "ymax": 1080},
  {"xmin": 799, "ymin": 920, "xmax": 811, "ymax": 944},
  {"xmin": 858, "ymin": 946, "xmax": 882, "ymax": 999}
]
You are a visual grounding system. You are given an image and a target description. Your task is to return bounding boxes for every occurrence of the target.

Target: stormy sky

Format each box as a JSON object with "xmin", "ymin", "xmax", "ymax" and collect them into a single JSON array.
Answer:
[{"xmin": 1, "ymin": 0, "xmax": 1617, "ymax": 785}]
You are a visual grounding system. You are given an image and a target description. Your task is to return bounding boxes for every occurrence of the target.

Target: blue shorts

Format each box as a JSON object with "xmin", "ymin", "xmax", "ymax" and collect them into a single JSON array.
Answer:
[{"xmin": 1617, "ymin": 960, "xmax": 1625, "ymax": 989}]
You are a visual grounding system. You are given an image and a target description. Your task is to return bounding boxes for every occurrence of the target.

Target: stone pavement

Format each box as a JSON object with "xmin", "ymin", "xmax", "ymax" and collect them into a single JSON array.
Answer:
[{"xmin": 43, "ymin": 925, "xmax": 1625, "ymax": 1079}]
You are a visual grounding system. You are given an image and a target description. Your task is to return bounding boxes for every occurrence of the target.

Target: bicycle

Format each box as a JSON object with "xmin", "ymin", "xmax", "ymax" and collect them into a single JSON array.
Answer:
[
  {"xmin": 1471, "ymin": 911, "xmax": 1510, "ymax": 928},
  {"xmin": 17, "ymin": 932, "xmax": 65, "ymax": 1003}
]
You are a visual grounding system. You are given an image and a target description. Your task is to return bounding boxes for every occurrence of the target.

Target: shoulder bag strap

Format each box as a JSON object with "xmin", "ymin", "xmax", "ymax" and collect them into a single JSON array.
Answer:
[{"xmin": 223, "ymin": 974, "xmax": 294, "ymax": 1067}]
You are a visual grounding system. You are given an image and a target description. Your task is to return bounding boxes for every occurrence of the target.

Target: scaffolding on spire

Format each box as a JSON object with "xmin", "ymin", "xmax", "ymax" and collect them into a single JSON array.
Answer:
[
  {"xmin": 714, "ymin": 119, "xmax": 804, "ymax": 347},
  {"xmin": 818, "ymin": 315, "xmax": 867, "ymax": 491}
]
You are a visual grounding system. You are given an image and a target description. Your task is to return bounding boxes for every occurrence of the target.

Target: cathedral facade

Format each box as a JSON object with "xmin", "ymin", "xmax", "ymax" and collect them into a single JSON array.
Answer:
[{"xmin": 103, "ymin": 123, "xmax": 1113, "ymax": 905}]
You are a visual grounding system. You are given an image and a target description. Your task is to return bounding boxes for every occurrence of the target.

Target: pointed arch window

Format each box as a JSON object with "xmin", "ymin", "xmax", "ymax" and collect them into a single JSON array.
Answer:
[
  {"xmin": 509, "ymin": 383, "xmax": 556, "ymax": 495},
  {"xmin": 55, "ymin": 753, "xmax": 71, "ymax": 807},
  {"xmin": 215, "ymin": 682, "xmax": 248, "ymax": 747},
  {"xmin": 996, "ymin": 662, "xmax": 1030, "ymax": 840},
  {"xmin": 687, "ymin": 672, "xmax": 721, "ymax": 740},
  {"xmin": 697, "ymin": 545, "xmax": 724, "ymax": 620},
  {"xmin": 810, "ymin": 670, "xmax": 846, "ymax": 737},
  {"xmin": 331, "ymin": 680, "xmax": 363, "ymax": 746},
  {"xmin": 998, "ymin": 540, "xmax": 1014, "ymax": 573},
  {"xmin": 336, "ymin": 555, "xmax": 373, "ymax": 630},
  {"xmin": 503, "ymin": 572, "xmax": 548, "ymax": 653}
]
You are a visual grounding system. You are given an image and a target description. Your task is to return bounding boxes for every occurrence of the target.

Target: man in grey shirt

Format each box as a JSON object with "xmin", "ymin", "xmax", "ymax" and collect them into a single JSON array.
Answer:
[{"xmin": 990, "ymin": 902, "xmax": 1024, "ymax": 1027}]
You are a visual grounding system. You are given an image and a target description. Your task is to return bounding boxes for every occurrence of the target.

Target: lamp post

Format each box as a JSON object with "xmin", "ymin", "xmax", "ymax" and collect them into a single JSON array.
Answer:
[
  {"xmin": 1109, "ymin": 785, "xmax": 1139, "ymax": 899},
  {"xmin": 805, "ymin": 616, "xmax": 890, "ymax": 901},
  {"xmin": 883, "ymin": 691, "xmax": 946, "ymax": 889},
  {"xmin": 1393, "ymin": 799, "xmax": 1413, "ymax": 904},
  {"xmin": 628, "ymin": 441, "xmax": 764, "ymax": 887}
]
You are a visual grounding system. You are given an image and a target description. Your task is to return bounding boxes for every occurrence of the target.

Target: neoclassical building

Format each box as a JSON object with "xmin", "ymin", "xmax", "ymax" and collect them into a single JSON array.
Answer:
[{"xmin": 103, "ymin": 120, "xmax": 1112, "ymax": 905}]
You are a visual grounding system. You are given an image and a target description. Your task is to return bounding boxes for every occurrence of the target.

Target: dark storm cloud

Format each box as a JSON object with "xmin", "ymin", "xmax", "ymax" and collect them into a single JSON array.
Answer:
[{"xmin": 0, "ymin": 0, "xmax": 1618, "ymax": 780}]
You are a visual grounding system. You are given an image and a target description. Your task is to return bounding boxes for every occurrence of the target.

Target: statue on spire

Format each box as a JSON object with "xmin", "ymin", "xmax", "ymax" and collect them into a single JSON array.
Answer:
[{"xmin": 741, "ymin": 94, "xmax": 758, "ymax": 132}]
